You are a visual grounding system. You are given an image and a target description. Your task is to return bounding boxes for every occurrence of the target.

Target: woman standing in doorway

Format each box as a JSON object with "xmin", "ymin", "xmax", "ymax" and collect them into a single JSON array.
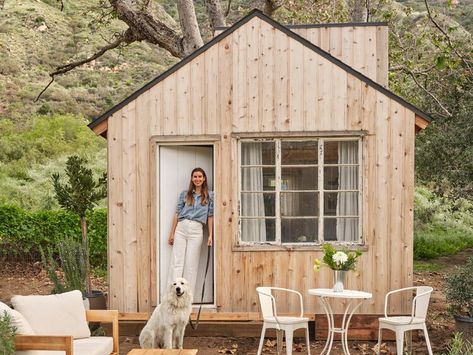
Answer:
[{"xmin": 168, "ymin": 167, "xmax": 214, "ymax": 296}]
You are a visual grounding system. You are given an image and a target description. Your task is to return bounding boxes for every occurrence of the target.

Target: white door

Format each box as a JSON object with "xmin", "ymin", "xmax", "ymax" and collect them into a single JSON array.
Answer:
[{"xmin": 158, "ymin": 145, "xmax": 214, "ymax": 304}]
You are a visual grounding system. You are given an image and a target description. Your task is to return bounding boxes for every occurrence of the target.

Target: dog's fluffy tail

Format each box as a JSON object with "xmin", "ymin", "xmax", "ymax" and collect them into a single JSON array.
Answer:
[{"xmin": 139, "ymin": 327, "xmax": 154, "ymax": 349}]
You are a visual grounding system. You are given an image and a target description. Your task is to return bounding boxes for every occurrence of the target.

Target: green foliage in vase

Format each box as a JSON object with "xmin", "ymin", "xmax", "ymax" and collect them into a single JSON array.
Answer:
[{"xmin": 314, "ymin": 244, "xmax": 363, "ymax": 272}]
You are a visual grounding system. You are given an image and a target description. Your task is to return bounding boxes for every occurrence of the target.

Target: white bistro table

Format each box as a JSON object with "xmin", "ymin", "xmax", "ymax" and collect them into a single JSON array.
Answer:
[{"xmin": 308, "ymin": 288, "xmax": 372, "ymax": 355}]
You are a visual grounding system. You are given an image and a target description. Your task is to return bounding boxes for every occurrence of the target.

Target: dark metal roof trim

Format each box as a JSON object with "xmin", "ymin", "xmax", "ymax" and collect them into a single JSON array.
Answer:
[
  {"xmin": 216, "ymin": 21, "xmax": 388, "ymax": 31},
  {"xmin": 89, "ymin": 9, "xmax": 431, "ymax": 130}
]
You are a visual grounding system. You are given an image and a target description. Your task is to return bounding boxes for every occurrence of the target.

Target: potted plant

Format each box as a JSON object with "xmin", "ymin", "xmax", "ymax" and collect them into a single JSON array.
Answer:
[
  {"xmin": 313, "ymin": 243, "xmax": 363, "ymax": 292},
  {"xmin": 445, "ymin": 256, "xmax": 473, "ymax": 341},
  {"xmin": 0, "ymin": 311, "xmax": 16, "ymax": 355},
  {"xmin": 52, "ymin": 155, "xmax": 107, "ymax": 308}
]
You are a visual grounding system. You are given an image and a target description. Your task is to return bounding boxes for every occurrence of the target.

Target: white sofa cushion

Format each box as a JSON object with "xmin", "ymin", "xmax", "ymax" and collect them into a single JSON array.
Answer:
[
  {"xmin": 0, "ymin": 300, "xmax": 35, "ymax": 335},
  {"xmin": 15, "ymin": 337, "xmax": 113, "ymax": 355},
  {"xmin": 11, "ymin": 290, "xmax": 90, "ymax": 339},
  {"xmin": 74, "ymin": 336, "xmax": 114, "ymax": 355}
]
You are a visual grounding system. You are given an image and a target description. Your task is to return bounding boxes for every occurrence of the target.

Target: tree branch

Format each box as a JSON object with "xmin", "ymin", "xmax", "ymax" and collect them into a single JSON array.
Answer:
[
  {"xmin": 225, "ymin": 0, "xmax": 232, "ymax": 17},
  {"xmin": 36, "ymin": 29, "xmax": 138, "ymax": 102},
  {"xmin": 402, "ymin": 66, "xmax": 452, "ymax": 117},
  {"xmin": 423, "ymin": 0, "xmax": 471, "ymax": 71},
  {"xmin": 111, "ymin": 0, "xmax": 185, "ymax": 58}
]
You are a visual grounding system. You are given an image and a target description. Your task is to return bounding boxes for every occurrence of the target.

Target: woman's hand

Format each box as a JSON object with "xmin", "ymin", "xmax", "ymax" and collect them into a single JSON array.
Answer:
[
  {"xmin": 207, "ymin": 235, "xmax": 213, "ymax": 246},
  {"xmin": 168, "ymin": 213, "xmax": 178, "ymax": 246}
]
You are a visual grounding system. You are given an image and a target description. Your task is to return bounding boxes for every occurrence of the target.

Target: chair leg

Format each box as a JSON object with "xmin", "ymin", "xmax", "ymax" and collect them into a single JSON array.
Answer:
[
  {"xmin": 423, "ymin": 324, "xmax": 433, "ymax": 355},
  {"xmin": 256, "ymin": 325, "xmax": 266, "ymax": 355},
  {"xmin": 395, "ymin": 329, "xmax": 404, "ymax": 355},
  {"xmin": 285, "ymin": 328, "xmax": 293, "ymax": 355},
  {"xmin": 305, "ymin": 326, "xmax": 311, "ymax": 355},
  {"xmin": 276, "ymin": 329, "xmax": 283, "ymax": 355},
  {"xmin": 377, "ymin": 326, "xmax": 382, "ymax": 355}
]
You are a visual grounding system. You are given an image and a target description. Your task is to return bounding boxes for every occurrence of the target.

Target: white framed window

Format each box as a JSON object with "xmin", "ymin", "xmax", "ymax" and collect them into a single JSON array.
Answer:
[{"xmin": 238, "ymin": 138, "xmax": 362, "ymax": 245}]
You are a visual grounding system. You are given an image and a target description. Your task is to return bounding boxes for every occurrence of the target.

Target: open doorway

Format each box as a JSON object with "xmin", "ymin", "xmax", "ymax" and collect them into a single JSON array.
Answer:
[{"xmin": 158, "ymin": 145, "xmax": 214, "ymax": 305}]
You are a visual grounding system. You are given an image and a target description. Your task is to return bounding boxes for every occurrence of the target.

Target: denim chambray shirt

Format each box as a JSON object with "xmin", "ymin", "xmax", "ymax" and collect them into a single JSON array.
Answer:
[{"xmin": 176, "ymin": 190, "xmax": 214, "ymax": 225}]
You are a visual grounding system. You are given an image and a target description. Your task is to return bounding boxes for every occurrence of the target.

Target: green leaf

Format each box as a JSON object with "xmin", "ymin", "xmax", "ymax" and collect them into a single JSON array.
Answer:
[{"xmin": 436, "ymin": 56, "xmax": 447, "ymax": 69}]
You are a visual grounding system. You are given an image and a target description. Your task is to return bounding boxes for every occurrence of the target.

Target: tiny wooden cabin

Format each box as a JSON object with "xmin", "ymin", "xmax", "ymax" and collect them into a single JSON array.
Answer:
[{"xmin": 88, "ymin": 10, "xmax": 430, "ymax": 320}]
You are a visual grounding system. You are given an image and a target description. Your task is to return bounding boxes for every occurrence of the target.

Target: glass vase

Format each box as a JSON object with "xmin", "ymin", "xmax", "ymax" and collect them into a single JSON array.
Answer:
[{"xmin": 333, "ymin": 270, "xmax": 347, "ymax": 292}]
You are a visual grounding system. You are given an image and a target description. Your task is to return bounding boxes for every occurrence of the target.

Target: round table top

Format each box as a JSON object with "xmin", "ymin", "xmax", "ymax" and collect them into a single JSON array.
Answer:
[{"xmin": 308, "ymin": 288, "xmax": 372, "ymax": 299}]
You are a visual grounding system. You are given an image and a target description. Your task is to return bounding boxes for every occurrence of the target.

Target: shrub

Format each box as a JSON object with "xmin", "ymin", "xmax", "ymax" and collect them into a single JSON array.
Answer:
[
  {"xmin": 0, "ymin": 205, "xmax": 107, "ymax": 270},
  {"xmin": 445, "ymin": 257, "xmax": 473, "ymax": 318},
  {"xmin": 0, "ymin": 311, "xmax": 16, "ymax": 355},
  {"xmin": 42, "ymin": 237, "xmax": 88, "ymax": 294},
  {"xmin": 444, "ymin": 333, "xmax": 473, "ymax": 355},
  {"xmin": 414, "ymin": 187, "xmax": 473, "ymax": 259}
]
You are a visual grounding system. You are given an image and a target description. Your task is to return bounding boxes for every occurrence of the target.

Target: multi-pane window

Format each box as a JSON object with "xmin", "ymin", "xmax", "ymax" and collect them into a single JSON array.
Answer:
[{"xmin": 239, "ymin": 138, "xmax": 361, "ymax": 244}]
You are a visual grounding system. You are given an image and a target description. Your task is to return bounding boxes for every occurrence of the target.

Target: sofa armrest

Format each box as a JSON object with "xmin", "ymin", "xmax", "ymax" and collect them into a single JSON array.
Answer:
[
  {"xmin": 86, "ymin": 310, "xmax": 119, "ymax": 355},
  {"xmin": 15, "ymin": 335, "xmax": 73, "ymax": 354}
]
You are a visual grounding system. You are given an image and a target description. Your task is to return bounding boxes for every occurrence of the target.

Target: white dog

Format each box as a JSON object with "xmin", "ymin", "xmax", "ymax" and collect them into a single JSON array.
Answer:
[{"xmin": 139, "ymin": 277, "xmax": 193, "ymax": 349}]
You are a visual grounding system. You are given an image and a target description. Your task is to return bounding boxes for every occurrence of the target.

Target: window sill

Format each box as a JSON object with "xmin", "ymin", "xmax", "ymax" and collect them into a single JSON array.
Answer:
[{"xmin": 232, "ymin": 243, "xmax": 368, "ymax": 252}]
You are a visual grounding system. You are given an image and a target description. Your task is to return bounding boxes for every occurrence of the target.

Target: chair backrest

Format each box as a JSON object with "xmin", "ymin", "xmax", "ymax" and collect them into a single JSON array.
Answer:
[
  {"xmin": 414, "ymin": 286, "xmax": 433, "ymax": 319},
  {"xmin": 256, "ymin": 287, "xmax": 274, "ymax": 318}
]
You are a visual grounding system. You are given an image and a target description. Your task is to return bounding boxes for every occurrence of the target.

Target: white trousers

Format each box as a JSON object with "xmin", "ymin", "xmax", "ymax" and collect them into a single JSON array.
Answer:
[{"xmin": 169, "ymin": 219, "xmax": 203, "ymax": 295}]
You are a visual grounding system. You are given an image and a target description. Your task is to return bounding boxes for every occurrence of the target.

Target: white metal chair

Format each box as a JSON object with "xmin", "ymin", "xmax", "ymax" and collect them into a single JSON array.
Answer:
[
  {"xmin": 256, "ymin": 286, "xmax": 311, "ymax": 355},
  {"xmin": 377, "ymin": 286, "xmax": 433, "ymax": 355}
]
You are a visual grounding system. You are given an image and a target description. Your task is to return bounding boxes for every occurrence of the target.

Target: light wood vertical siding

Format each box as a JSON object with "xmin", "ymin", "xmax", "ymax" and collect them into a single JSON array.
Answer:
[
  {"xmin": 217, "ymin": 24, "xmax": 389, "ymax": 87},
  {"xmin": 106, "ymin": 17, "xmax": 415, "ymax": 316}
]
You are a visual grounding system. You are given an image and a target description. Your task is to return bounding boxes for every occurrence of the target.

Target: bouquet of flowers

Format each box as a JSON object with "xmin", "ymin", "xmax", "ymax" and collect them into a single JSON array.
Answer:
[{"xmin": 314, "ymin": 244, "xmax": 362, "ymax": 272}]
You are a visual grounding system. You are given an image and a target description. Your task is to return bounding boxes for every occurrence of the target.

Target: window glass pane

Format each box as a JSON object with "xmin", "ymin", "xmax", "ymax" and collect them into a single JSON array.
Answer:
[
  {"xmin": 241, "ymin": 219, "xmax": 275, "ymax": 242},
  {"xmin": 241, "ymin": 167, "xmax": 275, "ymax": 191},
  {"xmin": 281, "ymin": 167, "xmax": 317, "ymax": 190},
  {"xmin": 281, "ymin": 141, "xmax": 318, "ymax": 165},
  {"xmin": 324, "ymin": 141, "xmax": 339, "ymax": 164},
  {"xmin": 323, "ymin": 218, "xmax": 337, "ymax": 241},
  {"xmin": 324, "ymin": 192, "xmax": 359, "ymax": 216},
  {"xmin": 241, "ymin": 142, "xmax": 275, "ymax": 165},
  {"xmin": 324, "ymin": 141, "xmax": 358, "ymax": 164},
  {"xmin": 324, "ymin": 166, "xmax": 358, "ymax": 190},
  {"xmin": 241, "ymin": 192, "xmax": 275, "ymax": 217},
  {"xmin": 281, "ymin": 218, "xmax": 318, "ymax": 243},
  {"xmin": 324, "ymin": 167, "xmax": 339, "ymax": 190},
  {"xmin": 281, "ymin": 192, "xmax": 318, "ymax": 217},
  {"xmin": 324, "ymin": 218, "xmax": 358, "ymax": 242}
]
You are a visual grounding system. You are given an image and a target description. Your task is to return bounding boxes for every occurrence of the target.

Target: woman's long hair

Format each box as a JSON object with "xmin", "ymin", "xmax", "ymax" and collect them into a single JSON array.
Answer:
[{"xmin": 186, "ymin": 167, "xmax": 209, "ymax": 206}]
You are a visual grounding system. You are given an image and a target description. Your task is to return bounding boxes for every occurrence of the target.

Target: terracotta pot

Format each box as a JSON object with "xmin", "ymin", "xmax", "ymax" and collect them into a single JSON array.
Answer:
[{"xmin": 454, "ymin": 314, "xmax": 473, "ymax": 342}]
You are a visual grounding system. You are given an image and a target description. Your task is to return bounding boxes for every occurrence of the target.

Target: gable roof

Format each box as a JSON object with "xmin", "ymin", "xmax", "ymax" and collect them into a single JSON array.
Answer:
[{"xmin": 88, "ymin": 9, "xmax": 431, "ymax": 136}]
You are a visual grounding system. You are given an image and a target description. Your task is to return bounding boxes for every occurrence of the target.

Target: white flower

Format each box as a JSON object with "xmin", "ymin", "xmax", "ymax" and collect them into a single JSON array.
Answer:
[{"xmin": 332, "ymin": 251, "xmax": 348, "ymax": 266}]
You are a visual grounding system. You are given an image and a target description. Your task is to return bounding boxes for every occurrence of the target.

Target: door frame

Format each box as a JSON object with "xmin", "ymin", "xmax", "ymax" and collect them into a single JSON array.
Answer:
[{"xmin": 152, "ymin": 136, "xmax": 219, "ymax": 308}]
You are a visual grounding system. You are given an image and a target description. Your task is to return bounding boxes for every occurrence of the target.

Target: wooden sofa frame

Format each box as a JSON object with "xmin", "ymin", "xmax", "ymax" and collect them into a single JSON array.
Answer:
[{"xmin": 14, "ymin": 310, "xmax": 119, "ymax": 355}]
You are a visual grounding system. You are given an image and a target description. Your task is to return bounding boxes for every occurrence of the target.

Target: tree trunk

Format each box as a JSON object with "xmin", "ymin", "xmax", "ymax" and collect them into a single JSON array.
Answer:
[
  {"xmin": 80, "ymin": 216, "xmax": 92, "ymax": 294},
  {"xmin": 205, "ymin": 0, "xmax": 226, "ymax": 33},
  {"xmin": 176, "ymin": 0, "xmax": 204, "ymax": 55},
  {"xmin": 349, "ymin": 0, "xmax": 368, "ymax": 22}
]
